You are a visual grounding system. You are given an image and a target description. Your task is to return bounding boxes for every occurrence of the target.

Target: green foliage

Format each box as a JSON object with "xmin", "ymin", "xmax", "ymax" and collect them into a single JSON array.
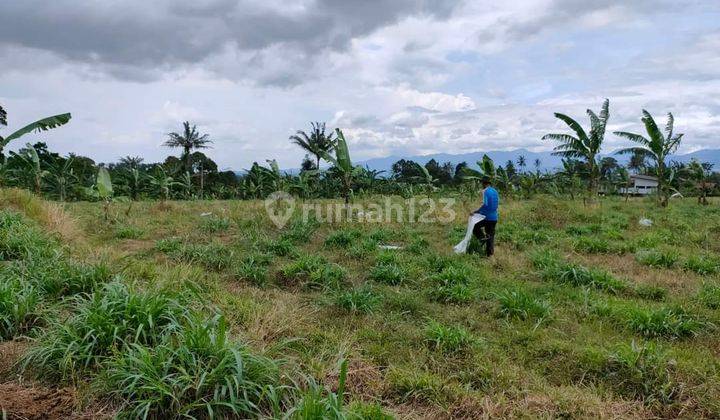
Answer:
[
  {"xmin": 199, "ymin": 216, "xmax": 230, "ymax": 233},
  {"xmin": 172, "ymin": 241, "xmax": 233, "ymax": 270},
  {"xmin": 324, "ymin": 228, "xmax": 362, "ymax": 248},
  {"xmin": 101, "ymin": 314, "xmax": 282, "ymax": 419},
  {"xmin": 334, "ymin": 286, "xmax": 381, "ymax": 314},
  {"xmin": 425, "ymin": 321, "xmax": 476, "ymax": 353},
  {"xmin": 633, "ymin": 284, "xmax": 667, "ymax": 301},
  {"xmin": 684, "ymin": 255, "xmax": 720, "ymax": 275},
  {"xmin": 114, "ymin": 224, "xmax": 144, "ymax": 239},
  {"xmin": 386, "ymin": 368, "xmax": 450, "ymax": 404},
  {"xmin": 261, "ymin": 237, "xmax": 297, "ymax": 257},
  {"xmin": 543, "ymin": 263, "xmax": 627, "ymax": 294},
  {"xmin": 369, "ymin": 263, "xmax": 406, "ymax": 286},
  {"xmin": 24, "ymin": 281, "xmax": 186, "ymax": 380},
  {"xmin": 573, "ymin": 236, "xmax": 611, "ymax": 254},
  {"xmin": 0, "ymin": 277, "xmax": 43, "ymax": 339},
  {"xmin": 427, "ymin": 265, "xmax": 474, "ymax": 303},
  {"xmin": 497, "ymin": 290, "xmax": 551, "ymax": 320},
  {"xmin": 596, "ymin": 302, "xmax": 703, "ymax": 339},
  {"xmin": 697, "ymin": 283, "xmax": 720, "ymax": 309},
  {"xmin": 635, "ymin": 249, "xmax": 678, "ymax": 268},
  {"xmin": 155, "ymin": 237, "xmax": 182, "ymax": 253},
  {"xmin": 600, "ymin": 341, "xmax": 678, "ymax": 404},
  {"xmin": 233, "ymin": 254, "xmax": 271, "ymax": 286}
]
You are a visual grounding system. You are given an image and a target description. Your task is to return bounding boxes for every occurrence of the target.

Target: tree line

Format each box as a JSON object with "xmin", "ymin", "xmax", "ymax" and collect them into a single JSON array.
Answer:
[{"xmin": 1, "ymin": 102, "xmax": 718, "ymax": 205}]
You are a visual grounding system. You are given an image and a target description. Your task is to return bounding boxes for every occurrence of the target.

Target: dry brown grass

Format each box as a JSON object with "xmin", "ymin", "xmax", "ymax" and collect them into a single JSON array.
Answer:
[{"xmin": 0, "ymin": 188, "xmax": 84, "ymax": 245}]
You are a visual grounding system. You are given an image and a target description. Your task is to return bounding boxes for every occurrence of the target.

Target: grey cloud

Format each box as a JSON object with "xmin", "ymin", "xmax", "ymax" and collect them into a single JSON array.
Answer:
[{"xmin": 0, "ymin": 0, "xmax": 460, "ymax": 84}]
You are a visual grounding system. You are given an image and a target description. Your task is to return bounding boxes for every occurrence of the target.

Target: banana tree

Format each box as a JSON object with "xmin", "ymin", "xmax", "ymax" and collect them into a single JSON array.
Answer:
[
  {"xmin": 0, "ymin": 105, "xmax": 71, "ymax": 159},
  {"xmin": 10, "ymin": 143, "xmax": 49, "ymax": 194},
  {"xmin": 542, "ymin": 99, "xmax": 609, "ymax": 196},
  {"xmin": 83, "ymin": 167, "xmax": 128, "ymax": 221},
  {"xmin": 148, "ymin": 167, "xmax": 178, "ymax": 202},
  {"xmin": 411, "ymin": 162, "xmax": 439, "ymax": 192},
  {"xmin": 47, "ymin": 156, "xmax": 76, "ymax": 202},
  {"xmin": 614, "ymin": 110, "xmax": 683, "ymax": 206},
  {"xmin": 321, "ymin": 129, "xmax": 359, "ymax": 208},
  {"xmin": 686, "ymin": 159, "xmax": 714, "ymax": 205}
]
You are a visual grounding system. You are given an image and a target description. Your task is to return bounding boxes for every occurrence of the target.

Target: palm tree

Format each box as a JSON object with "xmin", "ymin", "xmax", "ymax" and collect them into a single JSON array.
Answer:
[
  {"xmin": 542, "ymin": 99, "xmax": 609, "ymax": 196},
  {"xmin": 516, "ymin": 155, "xmax": 527, "ymax": 173},
  {"xmin": 163, "ymin": 121, "xmax": 212, "ymax": 174},
  {"xmin": 614, "ymin": 110, "xmax": 683, "ymax": 207},
  {"xmin": 0, "ymin": 104, "xmax": 71, "ymax": 159},
  {"xmin": 290, "ymin": 122, "xmax": 336, "ymax": 170},
  {"xmin": 119, "ymin": 155, "xmax": 144, "ymax": 168}
]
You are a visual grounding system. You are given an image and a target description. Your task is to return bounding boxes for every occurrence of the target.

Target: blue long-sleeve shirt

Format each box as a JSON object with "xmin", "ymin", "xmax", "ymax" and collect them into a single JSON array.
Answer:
[{"xmin": 474, "ymin": 187, "xmax": 499, "ymax": 221}]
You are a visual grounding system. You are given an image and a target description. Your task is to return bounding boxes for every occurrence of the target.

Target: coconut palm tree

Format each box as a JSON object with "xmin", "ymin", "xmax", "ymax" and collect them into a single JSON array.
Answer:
[
  {"xmin": 614, "ymin": 110, "xmax": 683, "ymax": 207},
  {"xmin": 516, "ymin": 155, "xmax": 527, "ymax": 173},
  {"xmin": 685, "ymin": 159, "xmax": 714, "ymax": 205},
  {"xmin": 542, "ymin": 99, "xmax": 609, "ymax": 196},
  {"xmin": 289, "ymin": 122, "xmax": 336, "ymax": 170},
  {"xmin": 163, "ymin": 121, "xmax": 212, "ymax": 174},
  {"xmin": 0, "ymin": 104, "xmax": 71, "ymax": 159}
]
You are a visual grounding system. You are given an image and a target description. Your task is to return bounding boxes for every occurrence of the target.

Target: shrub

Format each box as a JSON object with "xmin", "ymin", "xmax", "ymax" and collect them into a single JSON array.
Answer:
[
  {"xmin": 324, "ymin": 228, "xmax": 362, "ymax": 248},
  {"xmin": 24, "ymin": 282, "xmax": 185, "ymax": 380},
  {"xmin": 102, "ymin": 314, "xmax": 283, "ymax": 419},
  {"xmin": 684, "ymin": 255, "xmax": 720, "ymax": 275},
  {"xmin": 697, "ymin": 283, "xmax": 720, "ymax": 309},
  {"xmin": 425, "ymin": 321, "xmax": 475, "ymax": 353},
  {"xmin": 334, "ymin": 287, "xmax": 381, "ymax": 313},
  {"xmin": 369, "ymin": 263, "xmax": 406, "ymax": 286},
  {"xmin": 199, "ymin": 216, "xmax": 231, "ymax": 233},
  {"xmin": 0, "ymin": 277, "xmax": 44, "ymax": 339},
  {"xmin": 635, "ymin": 249, "xmax": 678, "ymax": 268},
  {"xmin": 496, "ymin": 290, "xmax": 551, "ymax": 320}
]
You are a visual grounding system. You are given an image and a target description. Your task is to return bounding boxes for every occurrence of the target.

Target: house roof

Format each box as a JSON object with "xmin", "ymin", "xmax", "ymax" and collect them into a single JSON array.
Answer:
[{"xmin": 630, "ymin": 174, "xmax": 658, "ymax": 181}]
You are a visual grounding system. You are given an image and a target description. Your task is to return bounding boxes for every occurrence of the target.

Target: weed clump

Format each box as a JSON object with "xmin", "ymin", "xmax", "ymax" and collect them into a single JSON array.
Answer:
[
  {"xmin": 425, "ymin": 321, "xmax": 476, "ymax": 353},
  {"xmin": 199, "ymin": 216, "xmax": 231, "ymax": 233},
  {"xmin": 101, "ymin": 314, "xmax": 282, "ymax": 419},
  {"xmin": 683, "ymin": 255, "xmax": 720, "ymax": 275},
  {"xmin": 334, "ymin": 286, "xmax": 381, "ymax": 313},
  {"xmin": 233, "ymin": 254, "xmax": 272, "ymax": 286},
  {"xmin": 598, "ymin": 341, "xmax": 679, "ymax": 404},
  {"xmin": 0, "ymin": 277, "xmax": 43, "ymax": 339},
  {"xmin": 496, "ymin": 290, "xmax": 551, "ymax": 320},
  {"xmin": 324, "ymin": 228, "xmax": 362, "ymax": 248},
  {"xmin": 635, "ymin": 249, "xmax": 678, "ymax": 268},
  {"xmin": 24, "ymin": 281, "xmax": 186, "ymax": 380},
  {"xmin": 427, "ymin": 265, "xmax": 474, "ymax": 303},
  {"xmin": 280, "ymin": 255, "xmax": 346, "ymax": 289},
  {"xmin": 369, "ymin": 263, "xmax": 406, "ymax": 286},
  {"xmin": 697, "ymin": 282, "xmax": 720, "ymax": 309},
  {"xmin": 595, "ymin": 302, "xmax": 703, "ymax": 339}
]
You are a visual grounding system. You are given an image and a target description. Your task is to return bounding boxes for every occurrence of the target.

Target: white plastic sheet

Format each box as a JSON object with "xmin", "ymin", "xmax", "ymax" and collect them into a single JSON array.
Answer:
[{"xmin": 453, "ymin": 213, "xmax": 485, "ymax": 254}]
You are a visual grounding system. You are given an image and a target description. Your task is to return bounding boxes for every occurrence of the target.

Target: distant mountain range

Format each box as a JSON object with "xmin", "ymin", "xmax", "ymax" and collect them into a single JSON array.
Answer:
[
  {"xmin": 354, "ymin": 148, "xmax": 720, "ymax": 173},
  {"xmin": 238, "ymin": 148, "xmax": 720, "ymax": 175}
]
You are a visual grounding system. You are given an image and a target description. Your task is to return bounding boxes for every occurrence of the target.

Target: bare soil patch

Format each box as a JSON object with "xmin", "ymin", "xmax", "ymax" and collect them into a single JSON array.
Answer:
[{"xmin": 0, "ymin": 382, "xmax": 77, "ymax": 420}]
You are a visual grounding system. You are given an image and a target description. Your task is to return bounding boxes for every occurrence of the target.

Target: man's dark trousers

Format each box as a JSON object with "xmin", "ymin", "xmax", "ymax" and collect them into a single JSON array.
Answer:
[{"xmin": 472, "ymin": 219, "xmax": 497, "ymax": 256}]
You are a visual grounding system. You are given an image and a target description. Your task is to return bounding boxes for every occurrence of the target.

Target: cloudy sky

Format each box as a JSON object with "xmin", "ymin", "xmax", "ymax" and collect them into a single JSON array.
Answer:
[{"xmin": 1, "ymin": 0, "xmax": 719, "ymax": 169}]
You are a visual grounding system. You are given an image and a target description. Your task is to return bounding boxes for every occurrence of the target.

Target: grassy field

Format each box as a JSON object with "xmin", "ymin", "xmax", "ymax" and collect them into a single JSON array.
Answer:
[{"xmin": 2, "ymin": 188, "xmax": 720, "ymax": 418}]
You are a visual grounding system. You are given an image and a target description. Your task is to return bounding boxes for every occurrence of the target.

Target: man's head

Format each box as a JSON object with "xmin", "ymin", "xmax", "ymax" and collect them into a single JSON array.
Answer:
[{"xmin": 482, "ymin": 177, "xmax": 491, "ymax": 188}]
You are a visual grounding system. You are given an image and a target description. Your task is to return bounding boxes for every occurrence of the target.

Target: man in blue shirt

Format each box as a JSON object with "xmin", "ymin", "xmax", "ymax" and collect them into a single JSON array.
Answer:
[{"xmin": 472, "ymin": 177, "xmax": 499, "ymax": 257}]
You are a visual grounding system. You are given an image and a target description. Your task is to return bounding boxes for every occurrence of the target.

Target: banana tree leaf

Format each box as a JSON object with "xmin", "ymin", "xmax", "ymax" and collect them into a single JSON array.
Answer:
[
  {"xmin": 334, "ymin": 129, "xmax": 352, "ymax": 172},
  {"xmin": 96, "ymin": 167, "xmax": 114, "ymax": 199},
  {"xmin": 3, "ymin": 113, "xmax": 71, "ymax": 145}
]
